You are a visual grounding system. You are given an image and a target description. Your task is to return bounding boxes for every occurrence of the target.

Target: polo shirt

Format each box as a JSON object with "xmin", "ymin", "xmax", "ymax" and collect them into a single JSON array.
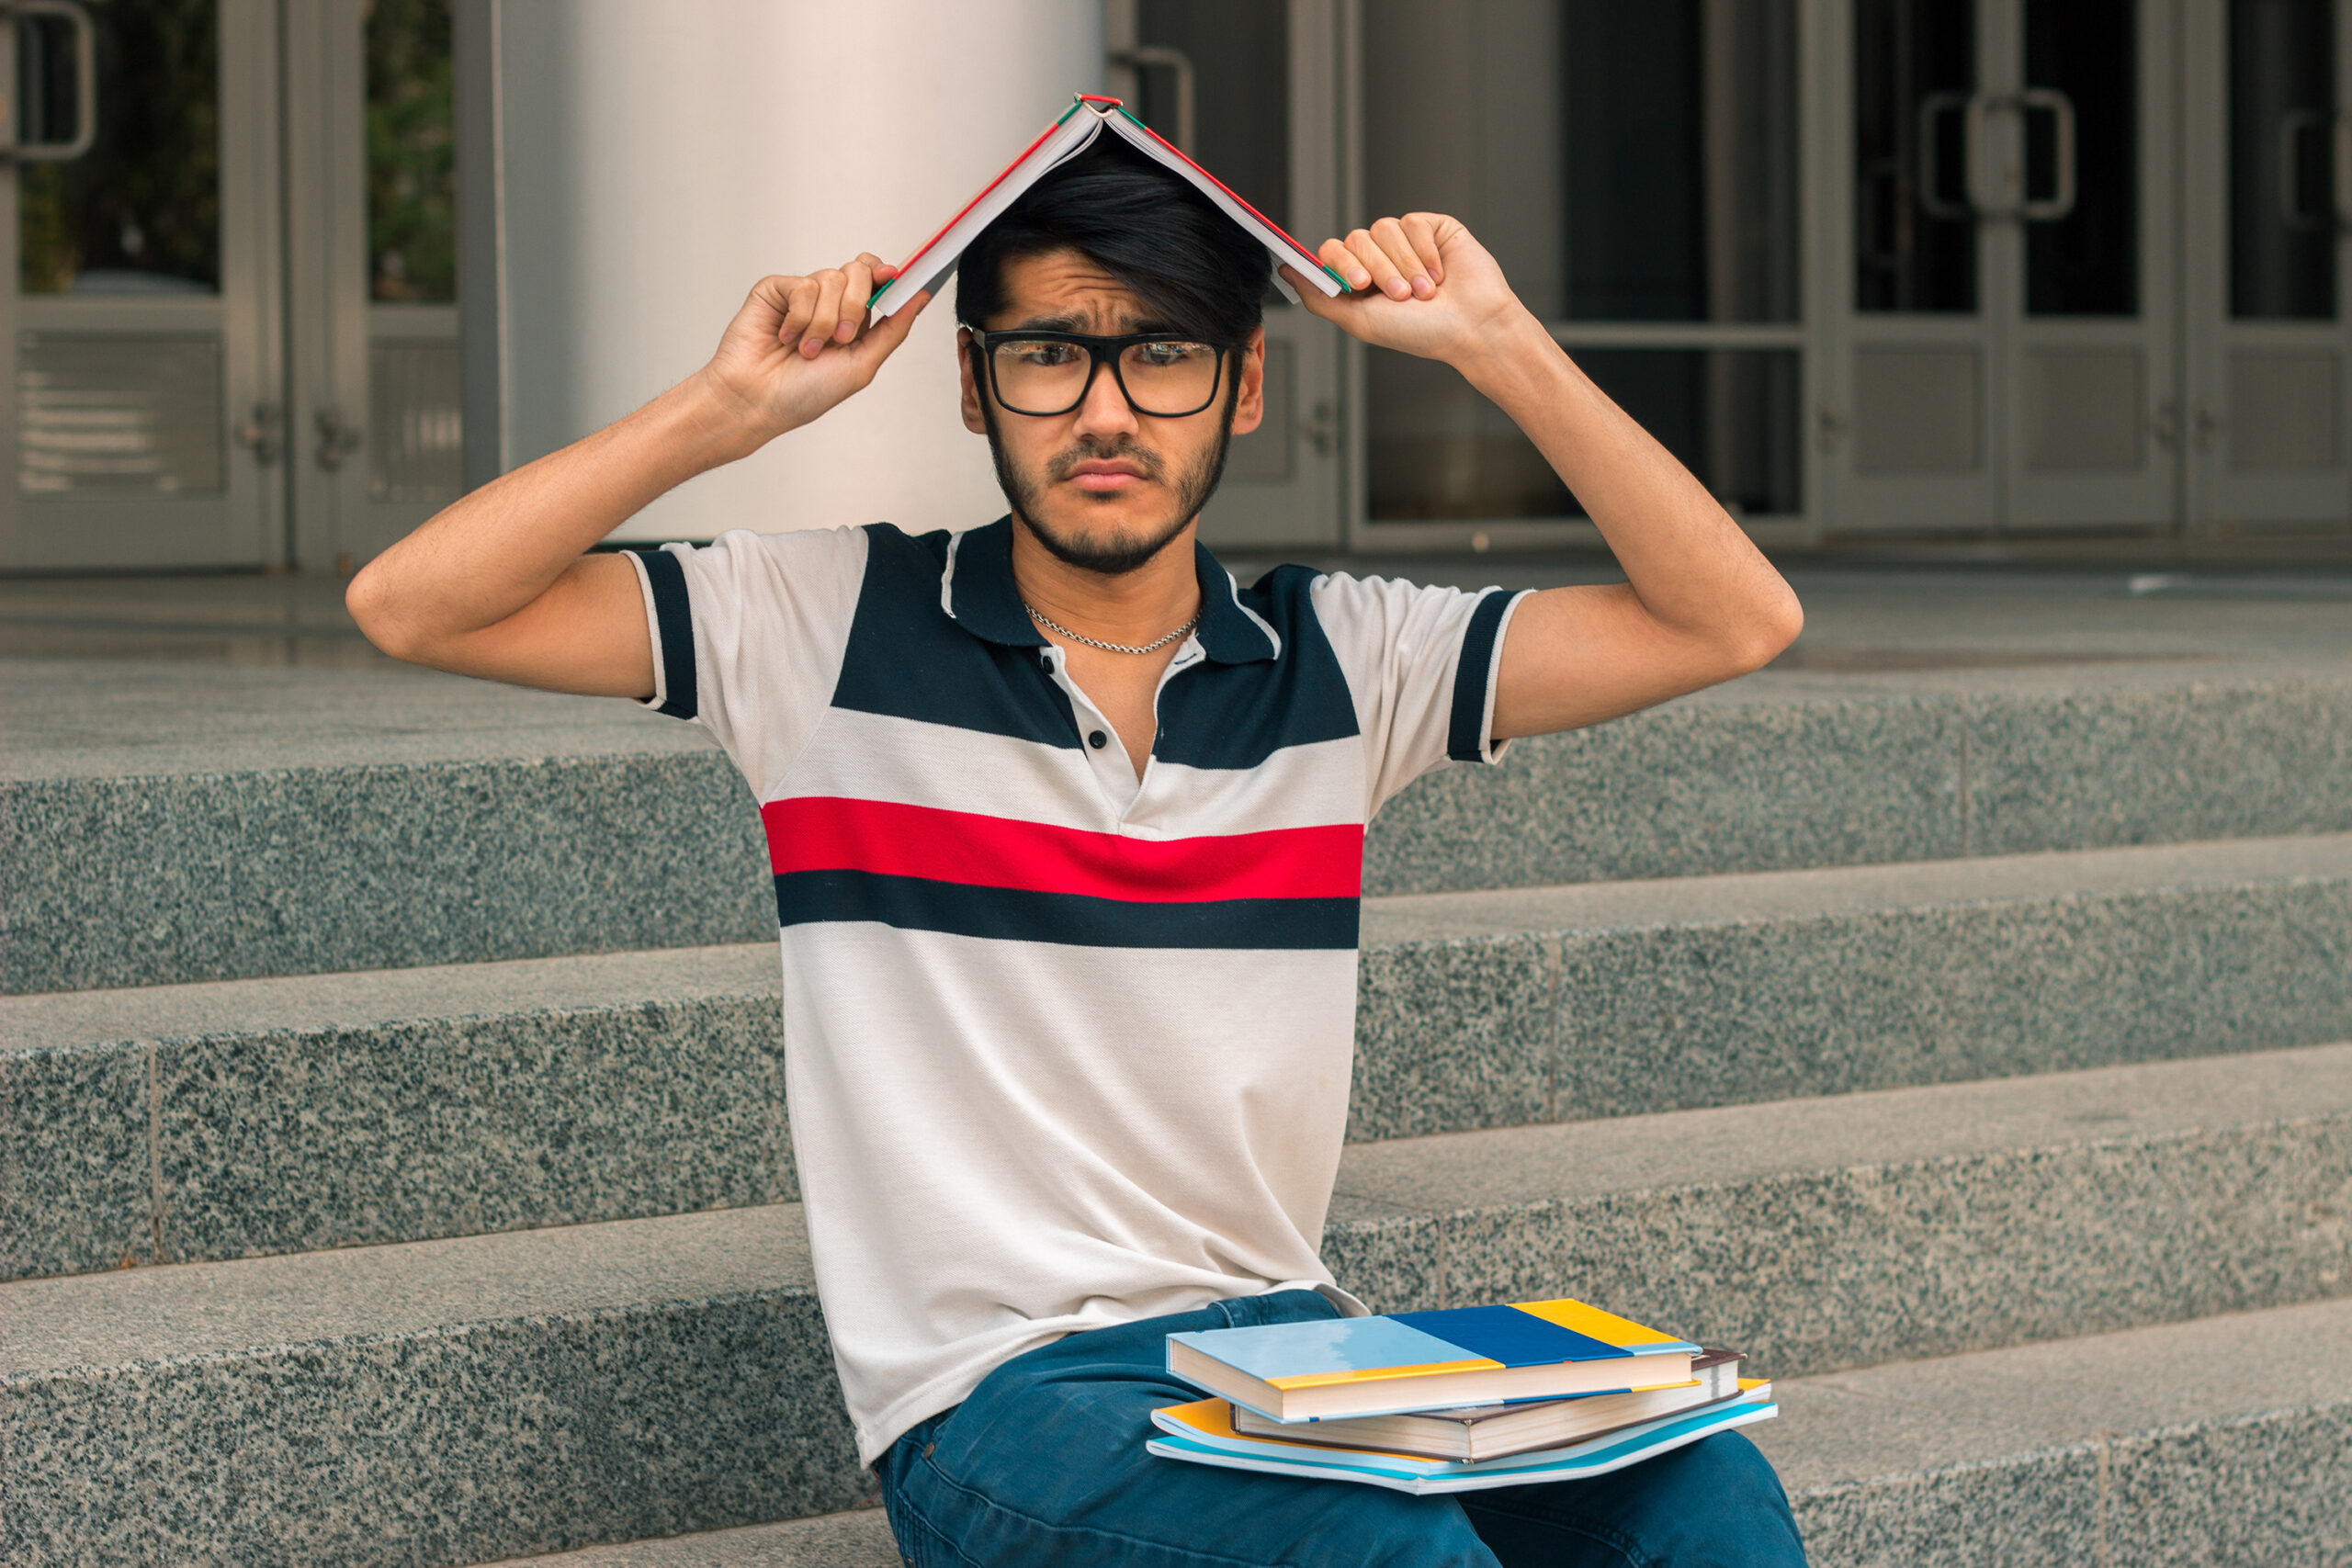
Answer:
[{"xmin": 628, "ymin": 515, "xmax": 1528, "ymax": 1465}]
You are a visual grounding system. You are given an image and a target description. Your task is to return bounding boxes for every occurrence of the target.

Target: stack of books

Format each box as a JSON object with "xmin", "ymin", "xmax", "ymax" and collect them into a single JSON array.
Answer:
[{"xmin": 1150, "ymin": 1298, "xmax": 1774, "ymax": 1495}]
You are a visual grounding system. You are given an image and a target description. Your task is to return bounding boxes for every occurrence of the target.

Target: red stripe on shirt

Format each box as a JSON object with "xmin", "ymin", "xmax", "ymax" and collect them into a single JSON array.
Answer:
[{"xmin": 762, "ymin": 797, "xmax": 1363, "ymax": 903}]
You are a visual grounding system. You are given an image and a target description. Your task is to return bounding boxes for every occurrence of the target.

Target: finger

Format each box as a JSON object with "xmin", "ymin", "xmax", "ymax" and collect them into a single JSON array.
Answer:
[
  {"xmin": 1371, "ymin": 217, "xmax": 1432, "ymax": 299},
  {"xmin": 1280, "ymin": 264, "xmax": 1348, "ymax": 323},
  {"xmin": 802, "ymin": 269, "xmax": 846, "ymax": 357},
  {"xmin": 849, "ymin": 288, "xmax": 932, "ymax": 365},
  {"xmin": 1401, "ymin": 213, "xmax": 1447, "ymax": 285},
  {"xmin": 839, "ymin": 260, "xmax": 876, "ymax": 342},
  {"xmin": 1318, "ymin": 237, "xmax": 1373, "ymax": 293},
  {"xmin": 776, "ymin": 277, "xmax": 819, "ymax": 347},
  {"xmin": 1348, "ymin": 229, "xmax": 1409, "ymax": 300}
]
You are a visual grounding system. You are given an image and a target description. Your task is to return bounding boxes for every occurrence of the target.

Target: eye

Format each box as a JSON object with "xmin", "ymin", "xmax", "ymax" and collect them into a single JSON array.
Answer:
[
  {"xmin": 1137, "ymin": 342, "xmax": 1210, "ymax": 367},
  {"xmin": 1012, "ymin": 343, "xmax": 1081, "ymax": 367}
]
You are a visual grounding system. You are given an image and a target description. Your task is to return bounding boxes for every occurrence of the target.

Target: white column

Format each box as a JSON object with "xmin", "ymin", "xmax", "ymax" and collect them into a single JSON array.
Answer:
[{"xmin": 467, "ymin": 0, "xmax": 1103, "ymax": 539}]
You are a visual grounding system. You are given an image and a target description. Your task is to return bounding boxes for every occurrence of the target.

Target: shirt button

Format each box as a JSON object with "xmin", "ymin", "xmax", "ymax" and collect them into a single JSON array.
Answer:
[{"xmin": 1088, "ymin": 729, "xmax": 1108, "ymax": 750}]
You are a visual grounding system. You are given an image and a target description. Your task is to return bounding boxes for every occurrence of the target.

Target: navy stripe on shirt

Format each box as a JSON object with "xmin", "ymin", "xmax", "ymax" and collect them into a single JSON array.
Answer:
[
  {"xmin": 775, "ymin": 870, "xmax": 1361, "ymax": 951},
  {"xmin": 634, "ymin": 547, "xmax": 698, "ymax": 721},
  {"xmin": 1446, "ymin": 589, "xmax": 1522, "ymax": 762}
]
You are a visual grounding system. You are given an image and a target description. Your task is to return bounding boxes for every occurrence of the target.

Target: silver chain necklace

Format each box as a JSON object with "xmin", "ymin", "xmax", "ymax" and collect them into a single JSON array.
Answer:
[{"xmin": 1023, "ymin": 602, "xmax": 1201, "ymax": 656}]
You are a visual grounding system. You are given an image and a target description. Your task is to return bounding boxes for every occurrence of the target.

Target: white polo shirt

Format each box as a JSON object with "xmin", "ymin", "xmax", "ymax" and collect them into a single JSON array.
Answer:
[{"xmin": 631, "ymin": 515, "xmax": 1525, "ymax": 1464}]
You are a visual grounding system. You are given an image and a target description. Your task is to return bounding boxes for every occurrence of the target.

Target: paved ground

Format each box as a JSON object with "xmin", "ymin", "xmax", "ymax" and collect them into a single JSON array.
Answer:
[{"xmin": 5, "ymin": 558, "xmax": 2349, "ymax": 781}]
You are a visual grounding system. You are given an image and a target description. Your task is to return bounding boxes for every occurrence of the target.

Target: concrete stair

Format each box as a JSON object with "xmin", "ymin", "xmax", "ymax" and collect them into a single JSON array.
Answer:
[
  {"xmin": 7, "ymin": 640, "xmax": 2351, "ymax": 1565},
  {"xmin": 499, "ymin": 1298, "xmax": 2352, "ymax": 1568},
  {"xmin": 12, "ymin": 835, "xmax": 2348, "ymax": 1280},
  {"xmin": 6, "ymin": 1045, "xmax": 2348, "ymax": 1564}
]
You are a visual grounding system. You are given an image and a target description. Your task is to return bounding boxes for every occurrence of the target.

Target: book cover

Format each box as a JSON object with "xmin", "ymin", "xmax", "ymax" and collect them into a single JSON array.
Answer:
[
  {"xmin": 1165, "ymin": 1298, "xmax": 1700, "ymax": 1423},
  {"xmin": 1145, "ymin": 1385, "xmax": 1778, "ymax": 1495},
  {"xmin": 1230, "ymin": 1348, "xmax": 1746, "ymax": 1462},
  {"xmin": 867, "ymin": 94, "xmax": 1348, "ymax": 320}
]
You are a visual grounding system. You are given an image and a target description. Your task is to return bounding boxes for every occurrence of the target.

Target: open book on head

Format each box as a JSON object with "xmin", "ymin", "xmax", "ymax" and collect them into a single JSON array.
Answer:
[{"xmin": 866, "ymin": 93, "xmax": 1351, "ymax": 321}]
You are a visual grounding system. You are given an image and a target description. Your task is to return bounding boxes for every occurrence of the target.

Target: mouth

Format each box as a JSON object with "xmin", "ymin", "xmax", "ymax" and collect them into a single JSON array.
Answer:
[{"xmin": 1063, "ymin": 459, "xmax": 1150, "ymax": 493}]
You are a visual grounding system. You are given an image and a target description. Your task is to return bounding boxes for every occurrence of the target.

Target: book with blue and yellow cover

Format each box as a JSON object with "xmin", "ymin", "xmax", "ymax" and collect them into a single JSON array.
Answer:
[{"xmin": 1165, "ymin": 1299, "xmax": 1700, "ymax": 1424}]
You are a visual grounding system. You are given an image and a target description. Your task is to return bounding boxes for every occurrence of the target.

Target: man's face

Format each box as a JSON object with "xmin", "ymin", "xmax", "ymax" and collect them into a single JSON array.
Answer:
[{"xmin": 960, "ymin": 248, "xmax": 1263, "ymax": 576}]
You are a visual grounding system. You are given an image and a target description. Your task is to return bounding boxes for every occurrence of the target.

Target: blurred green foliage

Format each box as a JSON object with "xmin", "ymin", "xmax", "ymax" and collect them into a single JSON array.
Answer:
[
  {"xmin": 17, "ymin": 0, "xmax": 220, "ymax": 295},
  {"xmin": 368, "ymin": 0, "xmax": 456, "ymax": 303}
]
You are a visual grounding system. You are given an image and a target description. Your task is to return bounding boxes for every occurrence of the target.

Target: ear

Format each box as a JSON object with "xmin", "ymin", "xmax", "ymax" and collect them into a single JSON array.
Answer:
[
  {"xmin": 1227, "ymin": 324, "xmax": 1267, "ymax": 438},
  {"xmin": 957, "ymin": 328, "xmax": 988, "ymax": 434}
]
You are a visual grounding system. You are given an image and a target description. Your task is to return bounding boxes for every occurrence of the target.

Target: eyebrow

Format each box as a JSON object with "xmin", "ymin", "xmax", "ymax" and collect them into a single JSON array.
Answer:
[{"xmin": 1005, "ymin": 312, "xmax": 1183, "ymax": 336}]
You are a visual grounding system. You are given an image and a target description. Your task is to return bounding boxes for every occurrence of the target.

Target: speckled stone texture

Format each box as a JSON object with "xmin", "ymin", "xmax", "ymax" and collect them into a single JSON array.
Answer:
[
  {"xmin": 1363, "ymin": 695, "xmax": 1969, "ymax": 896},
  {"xmin": 0, "ymin": 1206, "xmax": 870, "ymax": 1568},
  {"xmin": 1790, "ymin": 1448, "xmax": 2109, "ymax": 1568},
  {"xmin": 1317, "ymin": 1193, "xmax": 1444, "ymax": 1314},
  {"xmin": 1, "ymin": 752, "xmax": 772, "ymax": 993},
  {"xmin": 1349, "ymin": 932, "xmax": 1552, "ymax": 1140},
  {"xmin": 1968, "ymin": 681, "xmax": 2352, "ymax": 855},
  {"xmin": 486, "ymin": 1510, "xmax": 904, "ymax": 1568},
  {"xmin": 1363, "ymin": 678, "xmax": 2352, "ymax": 897},
  {"xmin": 0, "ymin": 1042, "xmax": 151, "ymax": 1278},
  {"xmin": 2, "ymin": 1292, "xmax": 870, "ymax": 1568},
  {"xmin": 1329, "ymin": 1048, "xmax": 2352, "ymax": 1368},
  {"xmin": 1553, "ymin": 875, "xmax": 2352, "ymax": 1118},
  {"xmin": 149, "ymin": 994, "xmax": 793, "ymax": 1268}
]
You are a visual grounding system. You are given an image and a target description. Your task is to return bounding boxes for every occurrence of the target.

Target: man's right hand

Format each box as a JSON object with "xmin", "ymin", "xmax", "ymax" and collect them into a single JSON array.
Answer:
[{"xmin": 695, "ymin": 255, "xmax": 931, "ymax": 453}]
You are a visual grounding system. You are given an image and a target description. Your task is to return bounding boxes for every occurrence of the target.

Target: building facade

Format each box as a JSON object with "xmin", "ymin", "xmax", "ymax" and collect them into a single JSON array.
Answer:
[{"xmin": 3, "ymin": 0, "xmax": 2349, "ymax": 570}]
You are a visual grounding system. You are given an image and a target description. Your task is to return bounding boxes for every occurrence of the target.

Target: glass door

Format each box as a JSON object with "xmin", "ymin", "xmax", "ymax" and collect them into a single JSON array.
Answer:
[
  {"xmin": 284, "ymin": 0, "xmax": 461, "ymax": 574},
  {"xmin": 1826, "ymin": 0, "xmax": 2177, "ymax": 536},
  {"xmin": 2182, "ymin": 0, "xmax": 2352, "ymax": 531},
  {"xmin": 1351, "ymin": 0, "xmax": 1810, "ymax": 551},
  {"xmin": 2, "ymin": 0, "xmax": 286, "ymax": 570},
  {"xmin": 1109, "ymin": 0, "xmax": 1347, "ymax": 549}
]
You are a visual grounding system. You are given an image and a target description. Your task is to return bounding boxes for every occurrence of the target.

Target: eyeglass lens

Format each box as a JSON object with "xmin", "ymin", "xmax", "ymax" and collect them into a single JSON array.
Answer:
[{"xmin": 989, "ymin": 337, "xmax": 1222, "ymax": 416}]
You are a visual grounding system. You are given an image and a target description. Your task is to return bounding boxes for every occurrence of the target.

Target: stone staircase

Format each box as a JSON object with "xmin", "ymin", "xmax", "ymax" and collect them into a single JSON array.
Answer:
[{"xmin": 6, "ymin": 654, "xmax": 2352, "ymax": 1566}]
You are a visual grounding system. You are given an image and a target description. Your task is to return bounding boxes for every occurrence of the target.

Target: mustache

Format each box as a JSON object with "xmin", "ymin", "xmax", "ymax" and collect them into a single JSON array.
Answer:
[{"xmin": 1046, "ymin": 437, "xmax": 1165, "ymax": 483}]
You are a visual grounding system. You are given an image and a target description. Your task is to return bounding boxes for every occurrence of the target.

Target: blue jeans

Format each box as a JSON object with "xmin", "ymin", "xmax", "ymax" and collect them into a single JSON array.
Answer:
[{"xmin": 876, "ymin": 1290, "xmax": 1809, "ymax": 1567}]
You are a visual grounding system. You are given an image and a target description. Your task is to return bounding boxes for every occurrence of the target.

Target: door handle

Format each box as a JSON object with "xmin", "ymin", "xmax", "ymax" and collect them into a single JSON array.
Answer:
[
  {"xmin": 313, "ymin": 405, "xmax": 364, "ymax": 471},
  {"xmin": 2281, "ymin": 108, "xmax": 2332, "ymax": 230},
  {"xmin": 235, "ymin": 402, "xmax": 285, "ymax": 467},
  {"xmin": 1917, "ymin": 92, "xmax": 1975, "ymax": 220},
  {"xmin": 3, "ymin": 0, "xmax": 97, "ymax": 161},
  {"xmin": 2016, "ymin": 88, "xmax": 2076, "ymax": 222}
]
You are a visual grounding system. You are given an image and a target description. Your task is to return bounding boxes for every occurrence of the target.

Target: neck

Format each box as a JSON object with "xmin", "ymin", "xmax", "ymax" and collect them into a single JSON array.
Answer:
[{"xmin": 1009, "ymin": 517, "xmax": 1204, "ymax": 645}]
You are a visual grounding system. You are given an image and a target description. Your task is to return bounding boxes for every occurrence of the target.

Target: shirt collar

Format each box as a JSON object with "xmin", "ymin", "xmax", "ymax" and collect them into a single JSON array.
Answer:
[{"xmin": 941, "ymin": 516, "xmax": 1282, "ymax": 664}]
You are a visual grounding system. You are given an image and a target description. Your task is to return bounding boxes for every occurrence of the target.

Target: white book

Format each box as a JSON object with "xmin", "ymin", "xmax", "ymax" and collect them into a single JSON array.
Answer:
[{"xmin": 867, "ymin": 94, "xmax": 1348, "ymax": 320}]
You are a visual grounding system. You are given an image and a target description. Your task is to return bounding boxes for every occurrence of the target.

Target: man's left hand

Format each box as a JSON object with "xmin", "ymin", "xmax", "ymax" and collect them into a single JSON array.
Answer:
[{"xmin": 1281, "ymin": 214, "xmax": 1532, "ymax": 369}]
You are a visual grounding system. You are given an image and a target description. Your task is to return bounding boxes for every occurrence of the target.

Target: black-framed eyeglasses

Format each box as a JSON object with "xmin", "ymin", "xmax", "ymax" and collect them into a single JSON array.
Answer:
[{"xmin": 975, "ymin": 330, "xmax": 1233, "ymax": 418}]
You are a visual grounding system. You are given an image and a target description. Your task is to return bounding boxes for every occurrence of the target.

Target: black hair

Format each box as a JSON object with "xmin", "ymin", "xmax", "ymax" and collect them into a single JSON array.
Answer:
[{"xmin": 953, "ymin": 138, "xmax": 1272, "ymax": 345}]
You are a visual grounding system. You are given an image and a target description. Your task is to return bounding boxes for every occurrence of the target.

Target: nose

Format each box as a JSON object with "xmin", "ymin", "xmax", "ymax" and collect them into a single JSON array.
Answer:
[{"xmin": 1070, "ymin": 352, "xmax": 1141, "ymax": 442}]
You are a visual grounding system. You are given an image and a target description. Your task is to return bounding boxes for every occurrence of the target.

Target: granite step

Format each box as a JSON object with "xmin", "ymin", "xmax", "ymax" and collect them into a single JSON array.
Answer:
[
  {"xmin": 10, "ymin": 836, "xmax": 2348, "ymax": 1280},
  {"xmin": 499, "ymin": 1296, "xmax": 2352, "ymax": 1568},
  {"xmin": 11, "ymin": 669, "xmax": 2351, "ymax": 992},
  {"xmin": 7, "ymin": 1045, "xmax": 2348, "ymax": 1567},
  {"xmin": 1322, "ymin": 1042, "xmax": 2352, "ymax": 1377}
]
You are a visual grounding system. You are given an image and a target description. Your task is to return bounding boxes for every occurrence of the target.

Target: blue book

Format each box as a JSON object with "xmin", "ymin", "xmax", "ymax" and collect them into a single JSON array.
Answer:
[{"xmin": 1164, "ymin": 1298, "xmax": 1700, "ymax": 1423}]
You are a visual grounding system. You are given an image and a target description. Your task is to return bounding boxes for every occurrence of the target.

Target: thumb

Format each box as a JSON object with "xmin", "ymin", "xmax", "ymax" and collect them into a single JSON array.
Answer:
[
  {"xmin": 1280, "ymin": 265, "xmax": 1351, "ymax": 328},
  {"xmin": 849, "ymin": 288, "xmax": 931, "ymax": 364}
]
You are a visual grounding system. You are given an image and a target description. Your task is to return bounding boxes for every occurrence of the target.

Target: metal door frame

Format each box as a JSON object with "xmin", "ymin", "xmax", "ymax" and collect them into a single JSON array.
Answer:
[
  {"xmin": 1, "ymin": 0, "xmax": 287, "ymax": 571},
  {"xmin": 2180, "ymin": 0, "xmax": 2352, "ymax": 531},
  {"xmin": 1820, "ymin": 0, "xmax": 2182, "ymax": 537}
]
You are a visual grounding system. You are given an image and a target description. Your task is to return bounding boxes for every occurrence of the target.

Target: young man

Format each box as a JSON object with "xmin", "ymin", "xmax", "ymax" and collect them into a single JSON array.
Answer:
[{"xmin": 348, "ymin": 143, "xmax": 1807, "ymax": 1567}]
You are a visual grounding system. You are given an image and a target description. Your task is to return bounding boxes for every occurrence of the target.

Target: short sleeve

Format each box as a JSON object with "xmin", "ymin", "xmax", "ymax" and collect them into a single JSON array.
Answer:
[
  {"xmin": 627, "ymin": 525, "xmax": 869, "ymax": 799},
  {"xmin": 1308, "ymin": 572, "xmax": 1532, "ymax": 816}
]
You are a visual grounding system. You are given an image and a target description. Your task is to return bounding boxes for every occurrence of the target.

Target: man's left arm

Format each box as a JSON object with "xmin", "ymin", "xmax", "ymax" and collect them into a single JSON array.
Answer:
[{"xmin": 1283, "ymin": 214, "xmax": 1803, "ymax": 739}]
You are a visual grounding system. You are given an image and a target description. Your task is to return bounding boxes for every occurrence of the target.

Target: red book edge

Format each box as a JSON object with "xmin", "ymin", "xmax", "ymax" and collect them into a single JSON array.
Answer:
[
  {"xmin": 1104, "ymin": 104, "xmax": 1343, "ymax": 285},
  {"xmin": 870, "ymin": 95, "xmax": 1349, "ymax": 310}
]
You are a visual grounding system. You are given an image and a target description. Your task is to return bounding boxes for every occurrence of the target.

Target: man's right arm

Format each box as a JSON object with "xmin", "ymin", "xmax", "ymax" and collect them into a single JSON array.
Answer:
[{"xmin": 345, "ymin": 255, "xmax": 928, "ymax": 696}]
